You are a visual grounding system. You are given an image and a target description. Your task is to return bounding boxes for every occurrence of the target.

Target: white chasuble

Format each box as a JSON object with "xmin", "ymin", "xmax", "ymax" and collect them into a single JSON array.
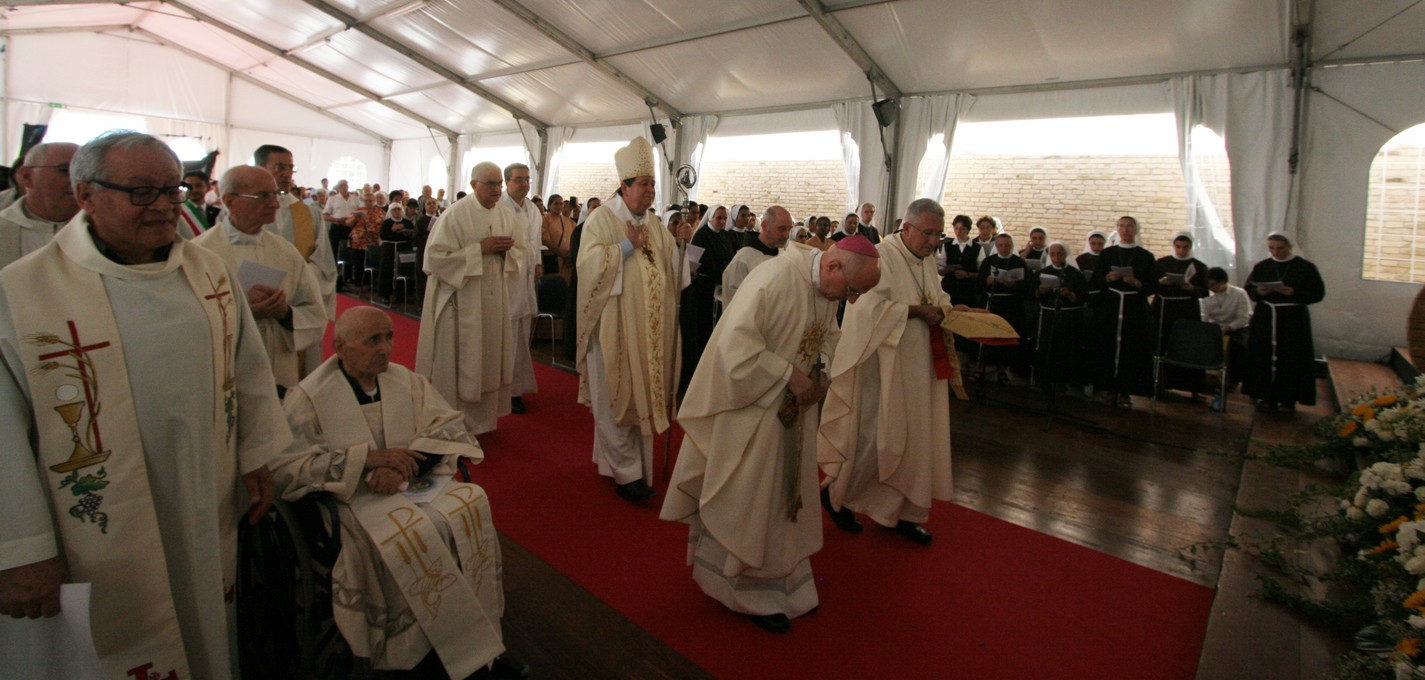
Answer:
[
  {"xmin": 268, "ymin": 193, "xmax": 337, "ymax": 321},
  {"xmin": 499, "ymin": 194, "xmax": 541, "ymax": 396},
  {"xmin": 277, "ymin": 357, "xmax": 503, "ymax": 676},
  {"xmin": 661, "ymin": 244, "xmax": 837, "ymax": 585},
  {"xmin": 575, "ymin": 199, "xmax": 685, "ymax": 435},
  {"xmin": 415, "ymin": 197, "xmax": 524, "ymax": 435},
  {"xmin": 818, "ymin": 234, "xmax": 954, "ymax": 527},
  {"xmin": 0, "ymin": 215, "xmax": 290, "ymax": 679},
  {"xmin": 192, "ymin": 220, "xmax": 326, "ymax": 389}
]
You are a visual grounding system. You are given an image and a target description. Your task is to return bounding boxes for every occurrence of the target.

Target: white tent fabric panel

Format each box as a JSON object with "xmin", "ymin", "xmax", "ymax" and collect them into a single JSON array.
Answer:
[
  {"xmin": 604, "ymin": 18, "xmax": 866, "ymax": 114},
  {"xmin": 228, "ymin": 78, "xmax": 378, "ymax": 143},
  {"xmin": 479, "ymin": 63, "xmax": 647, "ymax": 126},
  {"xmin": 713, "ymin": 108, "xmax": 839, "ymax": 137},
  {"xmin": 7, "ymin": 32, "xmax": 227, "ymax": 126},
  {"xmin": 962, "ymin": 82, "xmax": 1172, "ymax": 122},
  {"xmin": 1296, "ymin": 60, "xmax": 1425, "ymax": 359},
  {"xmin": 1312, "ymin": 1, "xmax": 1425, "ymax": 61},
  {"xmin": 516, "ymin": 0, "xmax": 804, "ymax": 55},
  {"xmin": 228, "ymin": 126, "xmax": 386, "ymax": 188},
  {"xmin": 178, "ymin": 0, "xmax": 343, "ymax": 52},
  {"xmin": 838, "ymin": 0, "xmax": 1290, "ymax": 94},
  {"xmin": 376, "ymin": 1, "xmax": 577, "ymax": 78},
  {"xmin": 243, "ymin": 61, "xmax": 372, "ymax": 110},
  {"xmin": 0, "ymin": 2, "xmax": 146, "ymax": 30},
  {"xmin": 387, "ymin": 84, "xmax": 515, "ymax": 134},
  {"xmin": 328, "ymin": 100, "xmax": 434, "ymax": 141},
  {"xmin": 300, "ymin": 29, "xmax": 447, "ymax": 98},
  {"xmin": 389, "ymin": 135, "xmax": 455, "ymax": 198}
]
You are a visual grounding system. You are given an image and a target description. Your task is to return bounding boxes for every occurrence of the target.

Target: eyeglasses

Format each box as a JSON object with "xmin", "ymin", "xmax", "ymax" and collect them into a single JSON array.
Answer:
[
  {"xmin": 231, "ymin": 192, "xmax": 280, "ymax": 203},
  {"xmin": 28, "ymin": 164, "xmax": 70, "ymax": 175},
  {"xmin": 475, "ymin": 180, "xmax": 502, "ymax": 188},
  {"xmin": 902, "ymin": 221, "xmax": 942, "ymax": 239},
  {"xmin": 89, "ymin": 179, "xmax": 188, "ymax": 206}
]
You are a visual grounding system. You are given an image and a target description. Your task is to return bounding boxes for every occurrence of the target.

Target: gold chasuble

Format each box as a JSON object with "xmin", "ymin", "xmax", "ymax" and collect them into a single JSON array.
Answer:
[
  {"xmin": 0, "ymin": 217, "xmax": 276, "ymax": 678},
  {"xmin": 575, "ymin": 200, "xmax": 680, "ymax": 435},
  {"xmin": 278, "ymin": 358, "xmax": 504, "ymax": 676}
]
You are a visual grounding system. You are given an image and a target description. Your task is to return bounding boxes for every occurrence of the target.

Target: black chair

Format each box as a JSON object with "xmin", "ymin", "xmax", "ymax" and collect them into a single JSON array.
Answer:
[
  {"xmin": 365, "ymin": 242, "xmax": 396, "ymax": 304},
  {"xmin": 392, "ymin": 244, "xmax": 419, "ymax": 307},
  {"xmin": 535, "ymin": 274, "xmax": 572, "ymax": 369},
  {"xmin": 1152, "ymin": 319, "xmax": 1228, "ymax": 413}
]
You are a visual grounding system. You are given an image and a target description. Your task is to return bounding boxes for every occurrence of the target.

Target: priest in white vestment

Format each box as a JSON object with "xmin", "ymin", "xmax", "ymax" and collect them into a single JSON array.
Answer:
[
  {"xmin": 576, "ymin": 137, "xmax": 694, "ymax": 502},
  {"xmin": 193, "ymin": 166, "xmax": 325, "ymax": 391},
  {"xmin": 819, "ymin": 199, "xmax": 963, "ymax": 546},
  {"xmin": 0, "ymin": 131, "xmax": 288, "ymax": 679},
  {"xmin": 721, "ymin": 206, "xmax": 792, "ymax": 307},
  {"xmin": 415, "ymin": 161, "xmax": 525, "ymax": 436},
  {"xmin": 0, "ymin": 142, "xmax": 79, "ymax": 268},
  {"xmin": 256, "ymin": 144, "xmax": 338, "ymax": 325},
  {"xmin": 498, "ymin": 162, "xmax": 541, "ymax": 414},
  {"xmin": 660, "ymin": 214, "xmax": 883, "ymax": 634},
  {"xmin": 275, "ymin": 307, "xmax": 509, "ymax": 678}
]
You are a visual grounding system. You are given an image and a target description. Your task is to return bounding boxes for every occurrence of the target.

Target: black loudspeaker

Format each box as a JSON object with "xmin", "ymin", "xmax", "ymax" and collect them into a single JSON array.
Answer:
[
  {"xmin": 872, "ymin": 99, "xmax": 899, "ymax": 128},
  {"xmin": 649, "ymin": 123, "xmax": 667, "ymax": 144}
]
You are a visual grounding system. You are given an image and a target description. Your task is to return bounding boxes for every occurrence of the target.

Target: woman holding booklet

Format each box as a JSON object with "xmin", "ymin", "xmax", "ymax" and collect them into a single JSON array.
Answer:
[
  {"xmin": 1153, "ymin": 232, "xmax": 1211, "ymax": 396},
  {"xmin": 1088, "ymin": 216, "xmax": 1158, "ymax": 408},
  {"xmin": 1243, "ymin": 232, "xmax": 1325, "ymax": 412},
  {"xmin": 1032, "ymin": 242, "xmax": 1088, "ymax": 390}
]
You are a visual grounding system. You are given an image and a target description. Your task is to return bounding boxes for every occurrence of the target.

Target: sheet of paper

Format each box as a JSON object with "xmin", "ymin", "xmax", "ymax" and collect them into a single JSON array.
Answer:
[
  {"xmin": 684, "ymin": 242, "xmax": 705, "ymax": 264},
  {"xmin": 236, "ymin": 258, "xmax": 286, "ymax": 293},
  {"xmin": 1039, "ymin": 273, "xmax": 1060, "ymax": 289},
  {"xmin": 1026, "ymin": 258, "xmax": 1044, "ymax": 271},
  {"xmin": 1110, "ymin": 265, "xmax": 1135, "ymax": 276},
  {"xmin": 941, "ymin": 310, "xmax": 1020, "ymax": 340},
  {"xmin": 1252, "ymin": 279, "xmax": 1285, "ymax": 294},
  {"xmin": 1081, "ymin": 269, "xmax": 1095, "ymax": 280}
]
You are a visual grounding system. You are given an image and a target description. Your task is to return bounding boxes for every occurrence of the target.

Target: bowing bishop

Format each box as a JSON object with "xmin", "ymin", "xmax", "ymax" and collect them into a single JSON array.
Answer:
[
  {"xmin": 415, "ymin": 161, "xmax": 526, "ymax": 435},
  {"xmin": 661, "ymin": 230, "xmax": 882, "ymax": 633}
]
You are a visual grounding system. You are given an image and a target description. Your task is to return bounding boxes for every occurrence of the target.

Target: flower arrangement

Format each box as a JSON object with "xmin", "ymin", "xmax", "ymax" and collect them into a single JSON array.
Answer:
[{"xmin": 1232, "ymin": 377, "xmax": 1425, "ymax": 678}]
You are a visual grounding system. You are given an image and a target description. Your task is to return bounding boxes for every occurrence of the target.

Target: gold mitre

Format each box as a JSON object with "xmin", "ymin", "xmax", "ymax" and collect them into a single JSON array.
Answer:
[{"xmin": 615, "ymin": 136, "xmax": 655, "ymax": 181}]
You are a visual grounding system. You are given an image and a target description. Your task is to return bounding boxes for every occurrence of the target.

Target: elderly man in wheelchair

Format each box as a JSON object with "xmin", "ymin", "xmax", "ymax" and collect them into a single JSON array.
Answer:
[{"xmin": 244, "ymin": 306, "xmax": 524, "ymax": 679}]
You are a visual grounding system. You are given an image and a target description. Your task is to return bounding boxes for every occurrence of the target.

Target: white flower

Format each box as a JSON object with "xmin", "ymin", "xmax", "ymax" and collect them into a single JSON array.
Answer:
[
  {"xmin": 1400, "ymin": 523, "xmax": 1425, "ymax": 552},
  {"xmin": 1356, "ymin": 488, "xmax": 1371, "ymax": 506},
  {"xmin": 1348, "ymin": 507, "xmax": 1366, "ymax": 520},
  {"xmin": 1410, "ymin": 615, "xmax": 1425, "ymax": 630},
  {"xmin": 1414, "ymin": 487, "xmax": 1425, "ymax": 502},
  {"xmin": 1381, "ymin": 430, "xmax": 1398, "ymax": 442},
  {"xmin": 1356, "ymin": 436, "xmax": 1372, "ymax": 447},
  {"xmin": 1389, "ymin": 480, "xmax": 1415, "ymax": 495},
  {"xmin": 1368, "ymin": 498, "xmax": 1391, "ymax": 517},
  {"xmin": 1405, "ymin": 554, "xmax": 1425, "ymax": 574}
]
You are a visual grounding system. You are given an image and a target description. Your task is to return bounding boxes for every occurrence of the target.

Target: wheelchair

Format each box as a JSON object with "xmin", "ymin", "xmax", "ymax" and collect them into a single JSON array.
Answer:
[{"xmin": 236, "ymin": 494, "xmax": 358, "ymax": 680}]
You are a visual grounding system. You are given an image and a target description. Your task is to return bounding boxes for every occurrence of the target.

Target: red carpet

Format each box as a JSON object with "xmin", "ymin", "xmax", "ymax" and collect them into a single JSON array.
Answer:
[{"xmin": 331, "ymin": 296, "xmax": 1212, "ymax": 679}]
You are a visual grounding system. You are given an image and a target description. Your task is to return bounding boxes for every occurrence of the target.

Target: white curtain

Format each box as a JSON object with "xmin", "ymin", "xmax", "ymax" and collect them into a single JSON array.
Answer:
[
  {"xmin": 671, "ymin": 114, "xmax": 718, "ymax": 205},
  {"xmin": 542, "ymin": 126, "xmax": 572, "ymax": 197},
  {"xmin": 833, "ymin": 100, "xmax": 889, "ymax": 216},
  {"xmin": 1172, "ymin": 70, "xmax": 1295, "ymax": 276},
  {"xmin": 518, "ymin": 123, "xmax": 542, "ymax": 191},
  {"xmin": 890, "ymin": 94, "xmax": 975, "ymax": 221}
]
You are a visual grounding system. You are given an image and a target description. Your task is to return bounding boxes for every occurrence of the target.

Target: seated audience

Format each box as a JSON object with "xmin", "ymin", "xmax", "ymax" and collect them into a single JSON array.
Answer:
[{"xmin": 1200, "ymin": 266, "xmax": 1251, "ymax": 392}]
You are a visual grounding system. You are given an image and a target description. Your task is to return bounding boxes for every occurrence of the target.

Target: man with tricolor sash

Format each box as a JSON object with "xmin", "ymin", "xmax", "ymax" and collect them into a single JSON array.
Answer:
[
  {"xmin": 276, "ymin": 306, "xmax": 512, "ymax": 678},
  {"xmin": 0, "ymin": 130, "xmax": 290, "ymax": 678}
]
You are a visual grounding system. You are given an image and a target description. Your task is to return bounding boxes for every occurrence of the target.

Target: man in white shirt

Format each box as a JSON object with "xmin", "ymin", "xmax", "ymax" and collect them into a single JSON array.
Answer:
[
  {"xmin": 1200, "ymin": 266, "xmax": 1251, "ymax": 390},
  {"xmin": 322, "ymin": 179, "xmax": 363, "ymax": 282}
]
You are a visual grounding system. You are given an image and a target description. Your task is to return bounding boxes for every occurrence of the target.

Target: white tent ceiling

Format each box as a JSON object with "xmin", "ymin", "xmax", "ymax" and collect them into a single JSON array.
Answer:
[{"xmin": 2, "ymin": 0, "xmax": 1421, "ymax": 141}]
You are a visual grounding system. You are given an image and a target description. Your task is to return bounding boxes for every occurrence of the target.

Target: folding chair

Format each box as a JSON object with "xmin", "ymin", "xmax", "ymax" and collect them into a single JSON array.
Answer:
[
  {"xmin": 1152, "ymin": 319, "xmax": 1228, "ymax": 413},
  {"xmin": 535, "ymin": 274, "xmax": 572, "ymax": 369},
  {"xmin": 392, "ymin": 244, "xmax": 418, "ymax": 307}
]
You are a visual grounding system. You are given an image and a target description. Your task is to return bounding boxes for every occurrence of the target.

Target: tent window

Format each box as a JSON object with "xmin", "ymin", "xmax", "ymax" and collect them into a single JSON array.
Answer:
[
  {"xmin": 166, "ymin": 137, "xmax": 208, "ymax": 162},
  {"xmin": 427, "ymin": 157, "xmax": 447, "ymax": 194},
  {"xmin": 553, "ymin": 141, "xmax": 621, "ymax": 203},
  {"xmin": 944, "ymin": 114, "xmax": 1189, "ymax": 254},
  {"xmin": 697, "ymin": 130, "xmax": 844, "ymax": 219},
  {"xmin": 326, "ymin": 156, "xmax": 367, "ymax": 188},
  {"xmin": 44, "ymin": 109, "xmax": 147, "ymax": 145},
  {"xmin": 1362, "ymin": 123, "xmax": 1425, "ymax": 284}
]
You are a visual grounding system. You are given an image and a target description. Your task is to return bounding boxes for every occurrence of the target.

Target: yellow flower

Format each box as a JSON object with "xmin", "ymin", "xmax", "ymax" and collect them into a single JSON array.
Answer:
[
  {"xmin": 1397, "ymin": 637, "xmax": 1421, "ymax": 659},
  {"xmin": 1353, "ymin": 403, "xmax": 1378, "ymax": 420},
  {"xmin": 1416, "ymin": 504, "xmax": 1425, "ymax": 520},
  {"xmin": 1405, "ymin": 590, "xmax": 1425, "ymax": 612},
  {"xmin": 1339, "ymin": 420, "xmax": 1360, "ymax": 437},
  {"xmin": 1383, "ymin": 516, "xmax": 1410, "ymax": 535},
  {"xmin": 1370, "ymin": 539, "xmax": 1400, "ymax": 555},
  {"xmin": 1375, "ymin": 395, "xmax": 1400, "ymax": 407}
]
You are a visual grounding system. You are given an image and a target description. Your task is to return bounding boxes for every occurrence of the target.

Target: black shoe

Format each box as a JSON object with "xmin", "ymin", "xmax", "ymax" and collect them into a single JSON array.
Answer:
[
  {"xmin": 820, "ymin": 488, "xmax": 862, "ymax": 533},
  {"xmin": 511, "ymin": 396, "xmax": 527, "ymax": 414},
  {"xmin": 616, "ymin": 479, "xmax": 657, "ymax": 502},
  {"xmin": 748, "ymin": 613, "xmax": 791, "ymax": 633},
  {"xmin": 895, "ymin": 520, "xmax": 933, "ymax": 545}
]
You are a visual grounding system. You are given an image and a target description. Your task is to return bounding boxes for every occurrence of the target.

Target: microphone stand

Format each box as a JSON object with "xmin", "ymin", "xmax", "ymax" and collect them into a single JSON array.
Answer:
[{"xmin": 1040, "ymin": 271, "xmax": 1103, "ymax": 433}]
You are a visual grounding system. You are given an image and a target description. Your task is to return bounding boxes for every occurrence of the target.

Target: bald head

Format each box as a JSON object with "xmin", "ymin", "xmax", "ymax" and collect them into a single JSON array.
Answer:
[
  {"xmin": 333, "ymin": 306, "xmax": 394, "ymax": 385},
  {"xmin": 819, "ymin": 247, "xmax": 881, "ymax": 303},
  {"xmin": 759, "ymin": 205, "xmax": 793, "ymax": 249},
  {"xmin": 334, "ymin": 306, "xmax": 390, "ymax": 344},
  {"xmin": 17, "ymin": 142, "xmax": 79, "ymax": 223},
  {"xmin": 219, "ymin": 165, "xmax": 279, "ymax": 234},
  {"xmin": 471, "ymin": 161, "xmax": 503, "ymax": 209}
]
